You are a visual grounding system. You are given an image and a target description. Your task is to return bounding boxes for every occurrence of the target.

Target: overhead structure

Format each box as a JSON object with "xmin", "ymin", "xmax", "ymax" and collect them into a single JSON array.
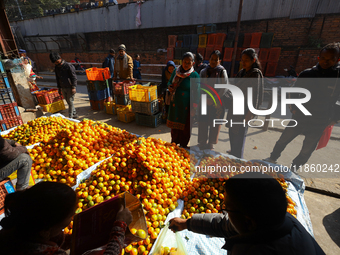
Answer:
[{"xmin": 0, "ymin": 0, "xmax": 19, "ymax": 57}]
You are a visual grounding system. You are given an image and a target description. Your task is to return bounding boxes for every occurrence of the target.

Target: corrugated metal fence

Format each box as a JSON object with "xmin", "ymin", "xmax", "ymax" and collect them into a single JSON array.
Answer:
[{"xmin": 10, "ymin": 0, "xmax": 340, "ymax": 38}]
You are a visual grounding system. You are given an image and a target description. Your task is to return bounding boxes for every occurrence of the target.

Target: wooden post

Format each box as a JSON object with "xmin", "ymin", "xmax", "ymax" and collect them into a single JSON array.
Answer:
[{"xmin": 230, "ymin": 0, "xmax": 244, "ymax": 77}]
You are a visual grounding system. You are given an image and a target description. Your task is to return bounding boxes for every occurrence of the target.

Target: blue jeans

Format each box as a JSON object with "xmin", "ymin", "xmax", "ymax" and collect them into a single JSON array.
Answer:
[
  {"xmin": 61, "ymin": 88, "xmax": 77, "ymax": 118},
  {"xmin": 270, "ymin": 122, "xmax": 326, "ymax": 168},
  {"xmin": 0, "ymin": 153, "xmax": 32, "ymax": 190}
]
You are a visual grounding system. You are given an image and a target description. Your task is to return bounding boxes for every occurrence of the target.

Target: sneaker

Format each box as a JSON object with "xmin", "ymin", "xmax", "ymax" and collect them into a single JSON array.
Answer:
[{"xmin": 262, "ymin": 157, "xmax": 277, "ymax": 164}]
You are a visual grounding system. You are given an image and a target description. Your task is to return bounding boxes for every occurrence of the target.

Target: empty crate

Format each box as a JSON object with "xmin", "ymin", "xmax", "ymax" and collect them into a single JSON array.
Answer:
[
  {"xmin": 135, "ymin": 112, "xmax": 162, "ymax": 128},
  {"xmin": 131, "ymin": 99, "xmax": 159, "ymax": 115}
]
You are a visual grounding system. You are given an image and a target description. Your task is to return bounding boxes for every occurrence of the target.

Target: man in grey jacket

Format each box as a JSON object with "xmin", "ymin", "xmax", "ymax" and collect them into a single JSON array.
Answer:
[
  {"xmin": 50, "ymin": 52, "xmax": 78, "ymax": 119},
  {"xmin": 170, "ymin": 172, "xmax": 325, "ymax": 255}
]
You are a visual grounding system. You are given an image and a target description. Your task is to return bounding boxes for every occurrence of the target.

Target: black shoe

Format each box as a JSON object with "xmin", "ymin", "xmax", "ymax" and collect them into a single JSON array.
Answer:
[{"xmin": 71, "ymin": 114, "xmax": 79, "ymax": 119}]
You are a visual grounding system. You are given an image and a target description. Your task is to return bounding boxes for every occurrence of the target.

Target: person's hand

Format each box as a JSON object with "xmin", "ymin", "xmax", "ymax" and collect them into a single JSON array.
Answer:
[
  {"xmin": 36, "ymin": 76, "xmax": 43, "ymax": 79},
  {"xmin": 71, "ymin": 88, "xmax": 76, "ymax": 95},
  {"xmin": 169, "ymin": 217, "xmax": 188, "ymax": 232},
  {"xmin": 291, "ymin": 109, "xmax": 296, "ymax": 115},
  {"xmin": 116, "ymin": 206, "xmax": 133, "ymax": 226},
  {"xmin": 14, "ymin": 142, "xmax": 22, "ymax": 147},
  {"xmin": 168, "ymin": 86, "xmax": 174, "ymax": 93}
]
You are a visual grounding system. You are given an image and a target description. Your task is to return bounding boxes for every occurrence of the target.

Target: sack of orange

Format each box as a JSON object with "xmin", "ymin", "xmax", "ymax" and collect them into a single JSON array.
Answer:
[
  {"xmin": 72, "ymin": 137, "xmax": 191, "ymax": 255},
  {"xmin": 182, "ymin": 155, "xmax": 297, "ymax": 219},
  {"xmin": 2, "ymin": 116, "xmax": 74, "ymax": 145},
  {"xmin": 29, "ymin": 119, "xmax": 137, "ymax": 186}
]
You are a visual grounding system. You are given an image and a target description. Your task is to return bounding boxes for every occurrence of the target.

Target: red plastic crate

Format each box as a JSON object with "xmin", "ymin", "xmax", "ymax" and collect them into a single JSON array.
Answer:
[
  {"xmin": 215, "ymin": 33, "xmax": 227, "ymax": 48},
  {"xmin": 90, "ymin": 97, "xmax": 112, "ymax": 111},
  {"xmin": 250, "ymin": 33, "xmax": 262, "ymax": 48},
  {"xmin": 268, "ymin": 48, "xmax": 281, "ymax": 62},
  {"xmin": 168, "ymin": 35, "xmax": 177, "ymax": 48},
  {"xmin": 223, "ymin": 48, "xmax": 234, "ymax": 61},
  {"xmin": 207, "ymin": 34, "xmax": 216, "ymax": 47},
  {"xmin": 0, "ymin": 116, "xmax": 23, "ymax": 131},
  {"xmin": 205, "ymin": 47, "xmax": 215, "ymax": 60},
  {"xmin": 167, "ymin": 48, "xmax": 174, "ymax": 60},
  {"xmin": 0, "ymin": 102, "xmax": 20, "ymax": 121},
  {"xmin": 113, "ymin": 80, "xmax": 136, "ymax": 95},
  {"xmin": 243, "ymin": 33, "xmax": 252, "ymax": 48},
  {"xmin": 197, "ymin": 48, "xmax": 206, "ymax": 58},
  {"xmin": 259, "ymin": 48, "xmax": 270, "ymax": 62},
  {"xmin": 265, "ymin": 62, "xmax": 278, "ymax": 77},
  {"xmin": 0, "ymin": 179, "xmax": 15, "ymax": 215},
  {"xmin": 86, "ymin": 67, "xmax": 111, "ymax": 81},
  {"xmin": 36, "ymin": 89, "xmax": 63, "ymax": 105}
]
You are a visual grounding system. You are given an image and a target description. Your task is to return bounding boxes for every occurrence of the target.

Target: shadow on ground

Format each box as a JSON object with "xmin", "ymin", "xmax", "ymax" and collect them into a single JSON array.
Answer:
[{"xmin": 323, "ymin": 207, "xmax": 340, "ymax": 249}]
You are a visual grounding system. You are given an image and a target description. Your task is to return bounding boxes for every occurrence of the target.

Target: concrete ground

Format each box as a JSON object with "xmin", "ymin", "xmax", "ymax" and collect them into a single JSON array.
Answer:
[{"xmin": 35, "ymin": 78, "xmax": 340, "ymax": 254}]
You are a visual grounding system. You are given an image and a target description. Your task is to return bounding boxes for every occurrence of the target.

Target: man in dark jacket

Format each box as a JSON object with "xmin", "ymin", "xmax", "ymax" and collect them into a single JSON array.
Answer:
[
  {"xmin": 169, "ymin": 172, "xmax": 325, "ymax": 255},
  {"xmin": 0, "ymin": 136, "xmax": 32, "ymax": 190},
  {"xmin": 264, "ymin": 43, "xmax": 340, "ymax": 170},
  {"xmin": 50, "ymin": 52, "xmax": 78, "ymax": 119},
  {"xmin": 102, "ymin": 49, "xmax": 115, "ymax": 78}
]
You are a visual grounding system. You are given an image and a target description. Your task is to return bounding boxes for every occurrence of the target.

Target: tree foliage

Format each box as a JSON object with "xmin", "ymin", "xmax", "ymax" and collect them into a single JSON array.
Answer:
[{"xmin": 5, "ymin": 0, "xmax": 79, "ymax": 21}]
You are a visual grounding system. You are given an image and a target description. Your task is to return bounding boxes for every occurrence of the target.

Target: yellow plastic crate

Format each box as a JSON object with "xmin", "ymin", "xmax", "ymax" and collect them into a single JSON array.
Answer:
[
  {"xmin": 117, "ymin": 111, "xmax": 135, "ymax": 123},
  {"xmin": 116, "ymin": 104, "xmax": 132, "ymax": 112},
  {"xmin": 128, "ymin": 85, "xmax": 158, "ymax": 102},
  {"xmin": 39, "ymin": 100, "xmax": 65, "ymax": 113},
  {"xmin": 105, "ymin": 101, "xmax": 117, "ymax": 115}
]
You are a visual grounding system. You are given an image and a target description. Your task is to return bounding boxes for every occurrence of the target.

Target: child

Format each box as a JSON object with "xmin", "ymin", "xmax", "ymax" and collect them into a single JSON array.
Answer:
[
  {"xmin": 198, "ymin": 50, "xmax": 228, "ymax": 150},
  {"xmin": 133, "ymin": 54, "xmax": 142, "ymax": 80}
]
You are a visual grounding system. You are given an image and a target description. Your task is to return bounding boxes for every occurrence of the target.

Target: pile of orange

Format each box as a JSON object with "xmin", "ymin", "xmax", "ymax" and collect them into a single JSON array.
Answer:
[
  {"xmin": 29, "ymin": 119, "xmax": 136, "ymax": 186},
  {"xmin": 2, "ymin": 116, "xmax": 74, "ymax": 145},
  {"xmin": 181, "ymin": 155, "xmax": 297, "ymax": 219},
  {"xmin": 72, "ymin": 137, "xmax": 191, "ymax": 255}
]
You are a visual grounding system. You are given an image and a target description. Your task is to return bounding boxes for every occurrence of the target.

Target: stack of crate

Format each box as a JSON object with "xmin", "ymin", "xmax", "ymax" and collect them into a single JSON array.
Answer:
[
  {"xmin": 86, "ymin": 67, "xmax": 112, "ymax": 111},
  {"xmin": 222, "ymin": 32, "xmax": 279, "ymax": 77},
  {"xmin": 0, "ymin": 58, "xmax": 23, "ymax": 131},
  {"xmin": 167, "ymin": 27, "xmax": 280, "ymax": 77},
  {"xmin": 105, "ymin": 80, "xmax": 135, "ymax": 117},
  {"xmin": 129, "ymin": 85, "xmax": 162, "ymax": 128},
  {"xmin": 37, "ymin": 89, "xmax": 65, "ymax": 113}
]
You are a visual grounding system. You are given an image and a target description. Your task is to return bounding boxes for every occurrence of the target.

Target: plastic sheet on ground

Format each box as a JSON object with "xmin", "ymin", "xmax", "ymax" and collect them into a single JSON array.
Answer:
[
  {"xmin": 72, "ymin": 156, "xmax": 112, "ymax": 190},
  {"xmin": 164, "ymin": 146, "xmax": 314, "ymax": 255}
]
